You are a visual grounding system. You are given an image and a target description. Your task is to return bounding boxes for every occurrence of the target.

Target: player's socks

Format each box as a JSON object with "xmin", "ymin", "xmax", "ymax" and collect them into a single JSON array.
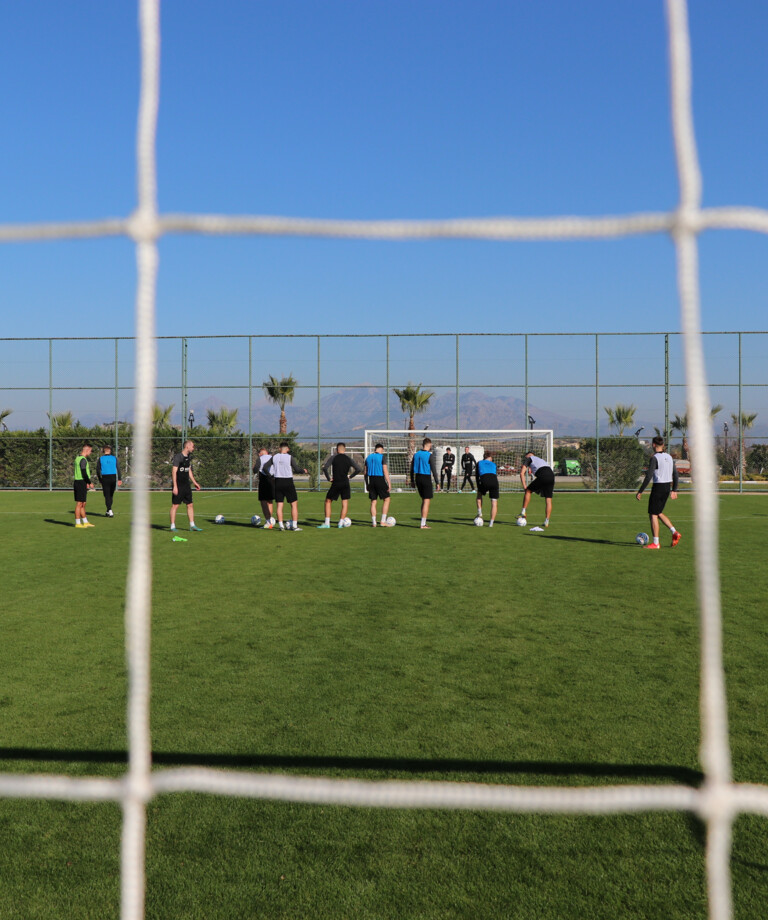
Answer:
[
  {"xmin": 668, "ymin": 524, "xmax": 676, "ymax": 533},
  {"xmin": 421, "ymin": 517, "xmax": 427, "ymax": 527},
  {"xmin": 488, "ymin": 521, "xmax": 494, "ymax": 527},
  {"xmin": 380, "ymin": 514, "xmax": 387, "ymax": 525},
  {"xmin": 170, "ymin": 525, "xmax": 177, "ymax": 531},
  {"xmin": 653, "ymin": 536, "xmax": 660, "ymax": 545},
  {"xmin": 278, "ymin": 522, "xmax": 285, "ymax": 530},
  {"xmin": 544, "ymin": 518, "xmax": 549, "ymax": 528},
  {"xmin": 371, "ymin": 516, "xmax": 377, "ymax": 526},
  {"xmin": 324, "ymin": 517, "xmax": 331, "ymax": 526}
]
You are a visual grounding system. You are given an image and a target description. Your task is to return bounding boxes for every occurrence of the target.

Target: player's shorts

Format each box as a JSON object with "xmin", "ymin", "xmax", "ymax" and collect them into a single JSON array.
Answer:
[
  {"xmin": 478, "ymin": 473, "xmax": 500, "ymax": 500},
  {"xmin": 414, "ymin": 474, "xmax": 434, "ymax": 499},
  {"xmin": 527, "ymin": 466, "xmax": 555, "ymax": 499},
  {"xmin": 648, "ymin": 482, "xmax": 672, "ymax": 516},
  {"xmin": 367, "ymin": 475, "xmax": 390, "ymax": 500},
  {"xmin": 171, "ymin": 483, "xmax": 194, "ymax": 505},
  {"xmin": 258, "ymin": 476, "xmax": 274, "ymax": 502},
  {"xmin": 73, "ymin": 481, "xmax": 88, "ymax": 502},
  {"xmin": 326, "ymin": 480, "xmax": 351, "ymax": 502},
  {"xmin": 274, "ymin": 477, "xmax": 298, "ymax": 504}
]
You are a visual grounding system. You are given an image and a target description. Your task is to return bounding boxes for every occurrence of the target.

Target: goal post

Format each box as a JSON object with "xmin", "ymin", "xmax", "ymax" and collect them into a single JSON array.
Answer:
[{"xmin": 363, "ymin": 429, "xmax": 554, "ymax": 492}]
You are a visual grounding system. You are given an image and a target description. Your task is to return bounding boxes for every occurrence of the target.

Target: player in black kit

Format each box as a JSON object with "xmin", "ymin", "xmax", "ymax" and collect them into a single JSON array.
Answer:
[
  {"xmin": 440, "ymin": 447, "xmax": 456, "ymax": 491},
  {"xmin": 318, "ymin": 443, "xmax": 363, "ymax": 528},
  {"xmin": 170, "ymin": 440, "xmax": 202, "ymax": 532},
  {"xmin": 459, "ymin": 446, "xmax": 477, "ymax": 491}
]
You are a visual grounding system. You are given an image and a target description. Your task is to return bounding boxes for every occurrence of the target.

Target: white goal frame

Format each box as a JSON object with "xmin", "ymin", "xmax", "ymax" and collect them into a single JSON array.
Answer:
[
  {"xmin": 364, "ymin": 429, "xmax": 554, "ymax": 491},
  {"xmin": 1, "ymin": 2, "xmax": 767, "ymax": 919}
]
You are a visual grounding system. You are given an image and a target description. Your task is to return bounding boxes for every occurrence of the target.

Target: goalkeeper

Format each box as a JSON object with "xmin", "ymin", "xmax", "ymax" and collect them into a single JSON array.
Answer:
[
  {"xmin": 440, "ymin": 447, "xmax": 456, "ymax": 491},
  {"xmin": 459, "ymin": 446, "xmax": 477, "ymax": 491}
]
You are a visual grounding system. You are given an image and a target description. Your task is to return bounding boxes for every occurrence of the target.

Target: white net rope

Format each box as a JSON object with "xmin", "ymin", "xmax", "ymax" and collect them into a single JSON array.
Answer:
[{"xmin": 1, "ymin": 1, "xmax": 766, "ymax": 918}]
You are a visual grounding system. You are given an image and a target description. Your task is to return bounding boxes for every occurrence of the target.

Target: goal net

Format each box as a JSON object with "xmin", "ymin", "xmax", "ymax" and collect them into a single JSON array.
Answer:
[{"xmin": 364, "ymin": 429, "xmax": 553, "ymax": 491}]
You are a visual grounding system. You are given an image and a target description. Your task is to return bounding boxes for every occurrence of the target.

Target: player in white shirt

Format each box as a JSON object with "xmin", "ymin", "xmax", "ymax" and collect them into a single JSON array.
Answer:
[
  {"xmin": 636, "ymin": 436, "xmax": 681, "ymax": 549},
  {"xmin": 518, "ymin": 452, "xmax": 555, "ymax": 527}
]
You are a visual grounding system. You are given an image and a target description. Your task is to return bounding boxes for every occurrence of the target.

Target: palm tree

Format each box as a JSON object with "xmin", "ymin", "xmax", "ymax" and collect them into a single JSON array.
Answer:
[
  {"xmin": 671, "ymin": 412, "xmax": 688, "ymax": 459},
  {"xmin": 262, "ymin": 374, "xmax": 297, "ymax": 435},
  {"xmin": 152, "ymin": 404, "xmax": 175, "ymax": 429},
  {"xmin": 731, "ymin": 411, "xmax": 758, "ymax": 476},
  {"xmin": 0, "ymin": 408, "xmax": 12, "ymax": 432},
  {"xmin": 207, "ymin": 406, "xmax": 239, "ymax": 434},
  {"xmin": 393, "ymin": 383, "xmax": 435, "ymax": 431},
  {"xmin": 48, "ymin": 410, "xmax": 74, "ymax": 432},
  {"xmin": 604, "ymin": 404, "xmax": 637, "ymax": 437}
]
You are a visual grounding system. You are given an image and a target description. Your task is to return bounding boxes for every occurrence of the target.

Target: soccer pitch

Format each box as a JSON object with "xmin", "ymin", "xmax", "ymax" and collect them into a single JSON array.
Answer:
[{"xmin": 1, "ymin": 490, "xmax": 767, "ymax": 919}]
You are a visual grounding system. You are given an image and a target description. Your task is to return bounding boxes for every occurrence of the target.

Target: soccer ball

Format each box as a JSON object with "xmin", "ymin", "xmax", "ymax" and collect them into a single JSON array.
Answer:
[
  {"xmin": 386, "ymin": 516, "xmax": 396, "ymax": 526},
  {"xmin": 636, "ymin": 532, "xmax": 650, "ymax": 545},
  {"xmin": 473, "ymin": 516, "xmax": 483, "ymax": 527},
  {"xmin": 343, "ymin": 517, "xmax": 352, "ymax": 527},
  {"xmin": 516, "ymin": 516, "xmax": 527, "ymax": 527},
  {"xmin": 251, "ymin": 514, "xmax": 262, "ymax": 526},
  {"xmin": 214, "ymin": 514, "xmax": 225, "ymax": 524}
]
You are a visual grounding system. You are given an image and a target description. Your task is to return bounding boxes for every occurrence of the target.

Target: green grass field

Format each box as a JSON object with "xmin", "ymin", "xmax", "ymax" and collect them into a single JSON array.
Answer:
[{"xmin": 2, "ymin": 489, "xmax": 767, "ymax": 919}]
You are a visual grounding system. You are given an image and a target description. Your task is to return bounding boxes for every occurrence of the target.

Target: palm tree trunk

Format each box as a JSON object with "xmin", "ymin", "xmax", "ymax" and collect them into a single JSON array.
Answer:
[{"xmin": 280, "ymin": 410, "xmax": 287, "ymax": 436}]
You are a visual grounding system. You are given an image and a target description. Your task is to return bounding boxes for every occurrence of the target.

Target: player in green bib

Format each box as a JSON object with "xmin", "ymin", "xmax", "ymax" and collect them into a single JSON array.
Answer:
[{"xmin": 73, "ymin": 443, "xmax": 95, "ymax": 528}]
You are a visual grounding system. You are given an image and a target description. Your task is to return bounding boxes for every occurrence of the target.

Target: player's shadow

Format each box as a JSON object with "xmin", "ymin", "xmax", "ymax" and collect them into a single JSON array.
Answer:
[
  {"xmin": 534, "ymin": 534, "xmax": 636, "ymax": 547},
  {"xmin": 0, "ymin": 746, "xmax": 703, "ymax": 787},
  {"xmin": 427, "ymin": 517, "xmax": 478, "ymax": 527},
  {"xmin": 44, "ymin": 519, "xmax": 76, "ymax": 528}
]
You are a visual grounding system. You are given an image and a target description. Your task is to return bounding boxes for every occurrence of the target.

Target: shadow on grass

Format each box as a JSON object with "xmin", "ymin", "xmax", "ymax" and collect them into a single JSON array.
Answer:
[
  {"xmin": 0, "ymin": 746, "xmax": 703, "ymax": 785},
  {"xmin": 44, "ymin": 519, "xmax": 77, "ymax": 528},
  {"xmin": 533, "ymin": 534, "xmax": 636, "ymax": 547}
]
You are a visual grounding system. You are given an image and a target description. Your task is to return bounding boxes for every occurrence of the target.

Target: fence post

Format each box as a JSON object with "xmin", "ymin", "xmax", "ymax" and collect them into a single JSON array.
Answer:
[
  {"xmin": 664, "ymin": 333, "xmax": 670, "ymax": 444},
  {"xmin": 524, "ymin": 334, "xmax": 529, "ymax": 442},
  {"xmin": 455, "ymin": 334, "xmax": 460, "ymax": 430},
  {"xmin": 595, "ymin": 334, "xmax": 600, "ymax": 494},
  {"xmin": 181, "ymin": 337, "xmax": 188, "ymax": 443},
  {"xmin": 738, "ymin": 331, "xmax": 742, "ymax": 493},
  {"xmin": 316, "ymin": 336, "xmax": 321, "ymax": 491},
  {"xmin": 248, "ymin": 335, "xmax": 253, "ymax": 492},
  {"xmin": 48, "ymin": 339, "xmax": 53, "ymax": 491},
  {"xmin": 115, "ymin": 338, "xmax": 120, "ymax": 457}
]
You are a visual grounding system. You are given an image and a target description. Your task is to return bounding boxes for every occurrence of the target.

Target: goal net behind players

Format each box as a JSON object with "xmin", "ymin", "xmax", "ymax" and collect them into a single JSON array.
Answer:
[{"xmin": 364, "ymin": 429, "xmax": 553, "ymax": 492}]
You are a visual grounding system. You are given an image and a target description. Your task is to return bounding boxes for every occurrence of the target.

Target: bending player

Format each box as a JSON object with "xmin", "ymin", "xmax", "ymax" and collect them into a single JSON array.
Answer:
[
  {"xmin": 364, "ymin": 442, "xmax": 393, "ymax": 527},
  {"xmin": 476, "ymin": 449, "xmax": 499, "ymax": 527},
  {"xmin": 410, "ymin": 437, "xmax": 440, "ymax": 529},
  {"xmin": 318, "ymin": 443, "xmax": 363, "ymax": 528},
  {"xmin": 636, "ymin": 435, "xmax": 681, "ymax": 549},
  {"xmin": 254, "ymin": 446, "xmax": 275, "ymax": 528},
  {"xmin": 518, "ymin": 451, "xmax": 554, "ymax": 528},
  {"xmin": 262, "ymin": 442, "xmax": 308, "ymax": 531}
]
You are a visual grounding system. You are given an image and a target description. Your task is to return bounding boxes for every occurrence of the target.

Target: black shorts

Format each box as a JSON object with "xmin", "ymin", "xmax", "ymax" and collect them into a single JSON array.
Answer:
[
  {"xmin": 274, "ymin": 477, "xmax": 298, "ymax": 504},
  {"xmin": 527, "ymin": 467, "xmax": 555, "ymax": 499},
  {"xmin": 172, "ymin": 483, "xmax": 194, "ymax": 505},
  {"xmin": 73, "ymin": 481, "xmax": 88, "ymax": 503},
  {"xmin": 414, "ymin": 474, "xmax": 434, "ymax": 500},
  {"xmin": 478, "ymin": 473, "xmax": 499, "ymax": 500},
  {"xmin": 326, "ymin": 480, "xmax": 351, "ymax": 502},
  {"xmin": 258, "ymin": 476, "xmax": 274, "ymax": 502},
  {"xmin": 367, "ymin": 476, "xmax": 390, "ymax": 500},
  {"xmin": 648, "ymin": 483, "xmax": 672, "ymax": 516}
]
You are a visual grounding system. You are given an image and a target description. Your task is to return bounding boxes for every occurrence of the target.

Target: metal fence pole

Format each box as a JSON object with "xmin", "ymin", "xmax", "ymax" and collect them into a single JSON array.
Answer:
[
  {"xmin": 738, "ymin": 331, "xmax": 742, "ymax": 493},
  {"xmin": 248, "ymin": 336, "xmax": 253, "ymax": 491},
  {"xmin": 664, "ymin": 333, "xmax": 670, "ymax": 443},
  {"xmin": 595, "ymin": 334, "xmax": 600, "ymax": 494},
  {"xmin": 316, "ymin": 336, "xmax": 321, "ymax": 491},
  {"xmin": 455, "ymin": 334, "xmax": 460, "ymax": 430},
  {"xmin": 48, "ymin": 339, "xmax": 53, "ymax": 491},
  {"xmin": 181, "ymin": 337, "xmax": 188, "ymax": 443},
  {"xmin": 524, "ymin": 334, "xmax": 529, "ymax": 439},
  {"xmin": 115, "ymin": 338, "xmax": 120, "ymax": 457}
]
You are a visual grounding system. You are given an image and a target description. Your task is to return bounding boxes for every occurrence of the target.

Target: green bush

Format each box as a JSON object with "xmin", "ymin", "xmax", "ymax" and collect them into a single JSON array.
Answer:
[{"xmin": 579, "ymin": 437, "xmax": 646, "ymax": 491}]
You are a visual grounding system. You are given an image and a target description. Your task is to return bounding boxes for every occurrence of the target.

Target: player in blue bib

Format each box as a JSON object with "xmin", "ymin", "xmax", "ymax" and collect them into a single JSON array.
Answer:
[
  {"xmin": 476, "ymin": 451, "xmax": 500, "ymax": 527},
  {"xmin": 96, "ymin": 445, "xmax": 122, "ymax": 517},
  {"xmin": 364, "ymin": 443, "xmax": 393, "ymax": 526},
  {"xmin": 409, "ymin": 437, "xmax": 440, "ymax": 529}
]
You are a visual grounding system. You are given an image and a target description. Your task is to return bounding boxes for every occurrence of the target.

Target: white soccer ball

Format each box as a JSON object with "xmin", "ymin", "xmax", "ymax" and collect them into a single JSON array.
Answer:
[
  {"xmin": 268, "ymin": 517, "xmax": 276, "ymax": 526},
  {"xmin": 386, "ymin": 516, "xmax": 396, "ymax": 526},
  {"xmin": 343, "ymin": 517, "xmax": 352, "ymax": 527},
  {"xmin": 251, "ymin": 514, "xmax": 262, "ymax": 526},
  {"xmin": 214, "ymin": 514, "xmax": 225, "ymax": 524},
  {"xmin": 636, "ymin": 532, "xmax": 650, "ymax": 546},
  {"xmin": 473, "ymin": 516, "xmax": 484, "ymax": 527},
  {"xmin": 515, "ymin": 516, "xmax": 527, "ymax": 527}
]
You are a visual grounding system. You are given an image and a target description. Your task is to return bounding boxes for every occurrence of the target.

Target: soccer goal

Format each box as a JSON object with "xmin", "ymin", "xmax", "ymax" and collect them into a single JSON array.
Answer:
[{"xmin": 364, "ymin": 429, "xmax": 553, "ymax": 492}]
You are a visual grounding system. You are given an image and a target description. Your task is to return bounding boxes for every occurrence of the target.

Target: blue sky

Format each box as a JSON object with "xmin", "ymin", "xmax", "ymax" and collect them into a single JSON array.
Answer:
[
  {"xmin": 0, "ymin": 0, "xmax": 766, "ymax": 342},
  {"xmin": 0, "ymin": 2, "xmax": 766, "ymax": 432}
]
